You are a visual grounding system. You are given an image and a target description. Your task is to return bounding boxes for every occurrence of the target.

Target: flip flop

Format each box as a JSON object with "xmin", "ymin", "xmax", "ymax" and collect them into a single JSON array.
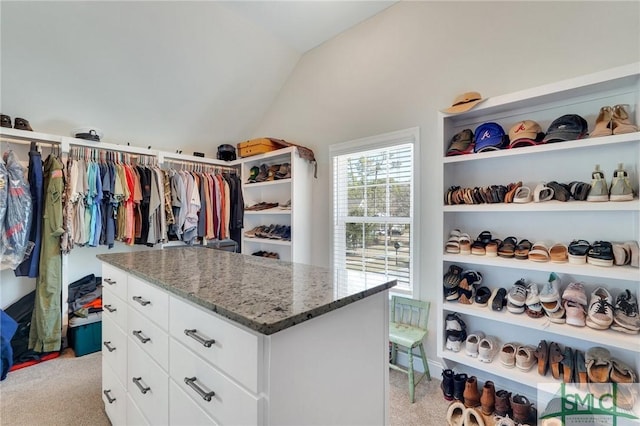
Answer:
[
  {"xmin": 528, "ymin": 242, "xmax": 550, "ymax": 262},
  {"xmin": 585, "ymin": 346, "xmax": 612, "ymax": 383},
  {"xmin": 549, "ymin": 243, "xmax": 568, "ymax": 263}
]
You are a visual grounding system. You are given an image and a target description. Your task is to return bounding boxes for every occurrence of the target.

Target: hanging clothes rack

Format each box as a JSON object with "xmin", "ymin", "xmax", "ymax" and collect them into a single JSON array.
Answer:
[{"xmin": 162, "ymin": 158, "xmax": 236, "ymax": 174}]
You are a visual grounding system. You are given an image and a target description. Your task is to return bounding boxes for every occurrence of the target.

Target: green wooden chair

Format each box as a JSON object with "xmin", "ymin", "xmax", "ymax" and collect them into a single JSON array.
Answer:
[{"xmin": 389, "ymin": 296, "xmax": 431, "ymax": 403}]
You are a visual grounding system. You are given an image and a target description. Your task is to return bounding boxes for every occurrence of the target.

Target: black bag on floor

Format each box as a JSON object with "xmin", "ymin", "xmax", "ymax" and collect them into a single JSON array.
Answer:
[{"xmin": 4, "ymin": 290, "xmax": 39, "ymax": 364}]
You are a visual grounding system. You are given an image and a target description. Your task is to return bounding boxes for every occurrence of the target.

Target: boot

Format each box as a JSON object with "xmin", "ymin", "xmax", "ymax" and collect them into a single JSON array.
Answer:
[
  {"xmin": 480, "ymin": 380, "xmax": 495, "ymax": 415},
  {"xmin": 463, "ymin": 375, "xmax": 481, "ymax": 408},
  {"xmin": 453, "ymin": 373, "xmax": 467, "ymax": 402},
  {"xmin": 510, "ymin": 394, "xmax": 532, "ymax": 424},
  {"xmin": 494, "ymin": 389, "xmax": 511, "ymax": 417},
  {"xmin": 441, "ymin": 369, "xmax": 455, "ymax": 400}
]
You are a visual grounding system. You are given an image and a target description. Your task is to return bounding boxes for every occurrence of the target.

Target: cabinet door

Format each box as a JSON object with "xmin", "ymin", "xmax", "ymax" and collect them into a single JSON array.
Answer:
[
  {"xmin": 102, "ymin": 264, "xmax": 128, "ymax": 301},
  {"xmin": 127, "ymin": 394, "xmax": 150, "ymax": 426},
  {"xmin": 128, "ymin": 275, "xmax": 169, "ymax": 330},
  {"xmin": 102, "ymin": 361, "xmax": 127, "ymax": 426},
  {"xmin": 128, "ymin": 306, "xmax": 169, "ymax": 370},
  {"xmin": 102, "ymin": 315, "xmax": 128, "ymax": 387},
  {"xmin": 127, "ymin": 340, "xmax": 168, "ymax": 426},
  {"xmin": 169, "ymin": 339, "xmax": 260, "ymax": 426},
  {"xmin": 103, "ymin": 286, "xmax": 127, "ymax": 333},
  {"xmin": 169, "ymin": 379, "xmax": 218, "ymax": 426},
  {"xmin": 169, "ymin": 296, "xmax": 259, "ymax": 393}
]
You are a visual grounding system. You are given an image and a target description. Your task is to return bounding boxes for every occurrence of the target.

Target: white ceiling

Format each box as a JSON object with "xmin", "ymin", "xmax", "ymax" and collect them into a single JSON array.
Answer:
[{"xmin": 220, "ymin": 1, "xmax": 397, "ymax": 53}]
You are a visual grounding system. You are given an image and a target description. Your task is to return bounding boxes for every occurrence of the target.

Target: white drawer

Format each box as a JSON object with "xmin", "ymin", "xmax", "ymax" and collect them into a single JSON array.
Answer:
[
  {"xmin": 169, "ymin": 296, "xmax": 259, "ymax": 393},
  {"xmin": 102, "ymin": 264, "xmax": 128, "ymax": 301},
  {"xmin": 170, "ymin": 340, "xmax": 260, "ymax": 426},
  {"xmin": 103, "ymin": 286, "xmax": 127, "ymax": 332},
  {"xmin": 102, "ymin": 315, "xmax": 128, "ymax": 387},
  {"xmin": 169, "ymin": 379, "xmax": 218, "ymax": 426},
  {"xmin": 128, "ymin": 275, "xmax": 169, "ymax": 330},
  {"xmin": 102, "ymin": 361, "xmax": 127, "ymax": 426},
  {"xmin": 128, "ymin": 341, "xmax": 168, "ymax": 426},
  {"xmin": 128, "ymin": 306, "xmax": 169, "ymax": 370},
  {"xmin": 127, "ymin": 394, "xmax": 150, "ymax": 426}
]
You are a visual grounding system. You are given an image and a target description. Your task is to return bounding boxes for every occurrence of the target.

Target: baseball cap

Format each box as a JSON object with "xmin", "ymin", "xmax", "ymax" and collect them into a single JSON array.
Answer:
[
  {"xmin": 508, "ymin": 120, "xmax": 545, "ymax": 148},
  {"xmin": 442, "ymin": 92, "xmax": 485, "ymax": 114},
  {"xmin": 474, "ymin": 122, "xmax": 507, "ymax": 153},
  {"xmin": 542, "ymin": 114, "xmax": 589, "ymax": 143},
  {"xmin": 446, "ymin": 129, "xmax": 474, "ymax": 156}
]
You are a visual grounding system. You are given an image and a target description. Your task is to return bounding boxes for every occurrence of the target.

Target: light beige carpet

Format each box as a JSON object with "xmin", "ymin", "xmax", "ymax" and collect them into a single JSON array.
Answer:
[{"xmin": 0, "ymin": 348, "xmax": 448, "ymax": 425}]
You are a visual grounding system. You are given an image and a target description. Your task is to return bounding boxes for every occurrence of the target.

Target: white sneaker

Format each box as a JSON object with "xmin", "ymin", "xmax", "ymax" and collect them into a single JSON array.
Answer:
[
  {"xmin": 446, "ymin": 313, "xmax": 466, "ymax": 331},
  {"xmin": 586, "ymin": 164, "xmax": 609, "ymax": 202},
  {"xmin": 539, "ymin": 272, "xmax": 561, "ymax": 303},
  {"xmin": 515, "ymin": 345, "xmax": 537, "ymax": 371},
  {"xmin": 562, "ymin": 282, "xmax": 588, "ymax": 305},
  {"xmin": 478, "ymin": 336, "xmax": 499, "ymax": 363},
  {"xmin": 609, "ymin": 163, "xmax": 634, "ymax": 202},
  {"xmin": 586, "ymin": 287, "xmax": 614, "ymax": 329},
  {"xmin": 465, "ymin": 332, "xmax": 485, "ymax": 358},
  {"xmin": 612, "ymin": 289, "xmax": 640, "ymax": 333},
  {"xmin": 525, "ymin": 282, "xmax": 540, "ymax": 305}
]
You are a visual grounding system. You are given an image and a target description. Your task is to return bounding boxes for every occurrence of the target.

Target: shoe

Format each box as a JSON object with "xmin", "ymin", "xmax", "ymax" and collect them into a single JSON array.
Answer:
[
  {"xmin": 587, "ymin": 241, "xmax": 614, "ymax": 267},
  {"xmin": 542, "ymin": 297, "xmax": 566, "ymax": 324},
  {"xmin": 446, "ymin": 312, "xmax": 466, "ymax": 331},
  {"xmin": 458, "ymin": 270, "xmax": 482, "ymax": 305},
  {"xmin": 612, "ymin": 289, "xmax": 640, "ymax": 333},
  {"xmin": 534, "ymin": 339, "xmax": 549, "ymax": 376},
  {"xmin": 499, "ymin": 342, "xmax": 518, "ymax": 368},
  {"xmin": 463, "ymin": 376, "xmax": 481, "ymax": 408},
  {"xmin": 507, "ymin": 279, "xmax": 527, "ymax": 310},
  {"xmin": 441, "ymin": 369, "xmax": 455, "ymax": 401},
  {"xmin": 609, "ymin": 163, "xmax": 634, "ymax": 201},
  {"xmin": 446, "ymin": 330, "xmax": 467, "ymax": 352},
  {"xmin": 539, "ymin": 273, "xmax": 560, "ymax": 303},
  {"xmin": 494, "ymin": 390, "xmax": 512, "ymax": 418},
  {"xmin": 444, "ymin": 265, "xmax": 464, "ymax": 289},
  {"xmin": 585, "ymin": 346, "xmax": 612, "ymax": 384},
  {"xmin": 515, "ymin": 345, "xmax": 537, "ymax": 371},
  {"xmin": 493, "ymin": 414, "xmax": 516, "ymax": 426},
  {"xmin": 525, "ymin": 282, "xmax": 540, "ymax": 305},
  {"xmin": 278, "ymin": 199, "xmax": 292, "ymax": 210},
  {"xmin": 564, "ymin": 300, "xmax": 586, "ymax": 327},
  {"xmin": 453, "ymin": 373, "xmax": 468, "ymax": 401},
  {"xmin": 266, "ymin": 164, "xmax": 280, "ymax": 181},
  {"xmin": 586, "ymin": 287, "xmax": 614, "ymax": 329},
  {"xmin": 446, "ymin": 400, "xmax": 466, "ymax": 426},
  {"xmin": 626, "ymin": 240, "xmax": 639, "ymax": 267},
  {"xmin": 474, "ymin": 287, "xmax": 491, "ymax": 307},
  {"xmin": 525, "ymin": 301, "xmax": 544, "ymax": 319},
  {"xmin": 612, "ymin": 242, "xmax": 631, "ymax": 266},
  {"xmin": 562, "ymin": 282, "xmax": 588, "ymax": 305},
  {"xmin": 459, "ymin": 233, "xmax": 472, "ymax": 255},
  {"xmin": 610, "ymin": 358, "xmax": 637, "ymax": 383},
  {"xmin": 0, "ymin": 114, "xmax": 11, "ymax": 128},
  {"xmin": 586, "ymin": 164, "xmax": 609, "ymax": 202},
  {"xmin": 488, "ymin": 288, "xmax": 507, "ymax": 311},
  {"xmin": 548, "ymin": 342, "xmax": 563, "ymax": 380},
  {"xmin": 559, "ymin": 345, "xmax": 573, "ymax": 383},
  {"xmin": 568, "ymin": 180, "xmax": 591, "ymax": 201},
  {"xmin": 275, "ymin": 163, "xmax": 291, "ymax": 179},
  {"xmin": 509, "ymin": 394, "xmax": 533, "ymax": 425},
  {"xmin": 478, "ymin": 336, "xmax": 499, "ymax": 363},
  {"xmin": 574, "ymin": 349, "xmax": 588, "ymax": 389},
  {"xmin": 255, "ymin": 164, "xmax": 269, "ymax": 182},
  {"xmin": 480, "ymin": 381, "xmax": 495, "ymax": 415},
  {"xmin": 612, "ymin": 104, "xmax": 638, "ymax": 134},
  {"xmin": 568, "ymin": 239, "xmax": 591, "ymax": 264},
  {"xmin": 590, "ymin": 106, "xmax": 613, "ymax": 138},
  {"xmin": 547, "ymin": 181, "xmax": 571, "ymax": 202},
  {"xmin": 465, "ymin": 332, "xmax": 485, "ymax": 358},
  {"xmin": 13, "ymin": 117, "xmax": 32, "ymax": 131},
  {"xmin": 464, "ymin": 407, "xmax": 485, "ymax": 426}
]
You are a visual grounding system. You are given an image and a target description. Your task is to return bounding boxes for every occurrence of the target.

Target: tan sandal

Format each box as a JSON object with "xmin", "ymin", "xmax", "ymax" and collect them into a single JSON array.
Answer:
[
  {"xmin": 612, "ymin": 104, "xmax": 639, "ymax": 134},
  {"xmin": 590, "ymin": 106, "xmax": 613, "ymax": 138},
  {"xmin": 549, "ymin": 243, "xmax": 568, "ymax": 263}
]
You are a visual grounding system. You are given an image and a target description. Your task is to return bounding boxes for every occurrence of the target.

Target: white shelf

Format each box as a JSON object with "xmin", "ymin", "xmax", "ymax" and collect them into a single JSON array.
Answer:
[
  {"xmin": 243, "ymin": 237, "xmax": 292, "ymax": 246},
  {"xmin": 443, "ymin": 301, "xmax": 639, "ymax": 352},
  {"xmin": 243, "ymin": 179, "xmax": 291, "ymax": 189},
  {"xmin": 245, "ymin": 208, "xmax": 291, "ymax": 215},
  {"xmin": 442, "ymin": 253, "xmax": 639, "ymax": 281},
  {"xmin": 443, "ymin": 132, "xmax": 640, "ymax": 164},
  {"xmin": 444, "ymin": 199, "xmax": 640, "ymax": 212},
  {"xmin": 239, "ymin": 146, "xmax": 296, "ymax": 163}
]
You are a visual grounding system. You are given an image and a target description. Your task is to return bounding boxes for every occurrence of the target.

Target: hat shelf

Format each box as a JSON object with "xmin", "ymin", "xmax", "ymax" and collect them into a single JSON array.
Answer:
[{"xmin": 437, "ymin": 63, "xmax": 640, "ymax": 398}]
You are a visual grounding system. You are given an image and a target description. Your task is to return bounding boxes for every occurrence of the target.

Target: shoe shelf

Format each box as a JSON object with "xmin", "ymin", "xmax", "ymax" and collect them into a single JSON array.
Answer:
[
  {"xmin": 442, "ymin": 132, "xmax": 640, "ymax": 164},
  {"xmin": 443, "ymin": 301, "xmax": 639, "ymax": 352},
  {"xmin": 243, "ymin": 237, "xmax": 292, "ymax": 246},
  {"xmin": 243, "ymin": 179, "xmax": 292, "ymax": 188},
  {"xmin": 444, "ymin": 199, "xmax": 640, "ymax": 213},
  {"xmin": 245, "ymin": 208, "xmax": 291, "ymax": 215},
  {"xmin": 443, "ymin": 253, "xmax": 639, "ymax": 282}
]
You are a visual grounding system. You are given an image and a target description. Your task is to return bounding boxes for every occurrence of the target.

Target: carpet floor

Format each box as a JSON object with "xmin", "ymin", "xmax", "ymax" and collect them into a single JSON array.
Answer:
[{"xmin": 0, "ymin": 349, "xmax": 448, "ymax": 425}]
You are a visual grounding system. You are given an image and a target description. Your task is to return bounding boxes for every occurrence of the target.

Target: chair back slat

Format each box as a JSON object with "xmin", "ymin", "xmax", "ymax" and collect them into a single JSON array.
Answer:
[{"xmin": 390, "ymin": 296, "xmax": 430, "ymax": 330}]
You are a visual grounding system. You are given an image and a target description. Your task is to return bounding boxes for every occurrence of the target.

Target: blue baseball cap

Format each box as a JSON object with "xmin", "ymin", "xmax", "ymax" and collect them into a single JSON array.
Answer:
[{"xmin": 474, "ymin": 122, "xmax": 507, "ymax": 152}]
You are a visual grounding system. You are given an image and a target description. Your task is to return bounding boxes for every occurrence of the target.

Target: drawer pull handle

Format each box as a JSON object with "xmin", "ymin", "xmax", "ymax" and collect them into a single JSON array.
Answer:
[
  {"xmin": 185, "ymin": 377, "xmax": 215, "ymax": 402},
  {"xmin": 132, "ymin": 377, "xmax": 150, "ymax": 394},
  {"xmin": 132, "ymin": 330, "xmax": 151, "ymax": 344},
  {"xmin": 184, "ymin": 329, "xmax": 215, "ymax": 348},
  {"xmin": 103, "ymin": 341, "xmax": 116, "ymax": 352},
  {"xmin": 132, "ymin": 296, "xmax": 151, "ymax": 306},
  {"xmin": 104, "ymin": 304, "xmax": 117, "ymax": 313},
  {"xmin": 104, "ymin": 278, "xmax": 116, "ymax": 285},
  {"xmin": 103, "ymin": 389, "xmax": 116, "ymax": 404}
]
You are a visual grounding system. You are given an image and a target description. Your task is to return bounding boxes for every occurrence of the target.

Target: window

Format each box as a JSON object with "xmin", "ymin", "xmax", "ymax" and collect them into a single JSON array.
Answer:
[{"xmin": 330, "ymin": 128, "xmax": 418, "ymax": 295}]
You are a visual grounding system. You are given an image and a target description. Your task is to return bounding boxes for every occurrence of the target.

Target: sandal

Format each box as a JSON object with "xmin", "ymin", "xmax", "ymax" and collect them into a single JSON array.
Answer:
[
  {"xmin": 485, "ymin": 239, "xmax": 501, "ymax": 257},
  {"xmin": 528, "ymin": 242, "xmax": 550, "ymax": 262},
  {"xmin": 610, "ymin": 358, "xmax": 637, "ymax": 383},
  {"xmin": 568, "ymin": 181, "xmax": 591, "ymax": 201},
  {"xmin": 560, "ymin": 346, "xmax": 574, "ymax": 383},
  {"xmin": 585, "ymin": 346, "xmax": 612, "ymax": 383},
  {"xmin": 533, "ymin": 182, "xmax": 554, "ymax": 202},
  {"xmin": 444, "ymin": 265, "xmax": 464, "ymax": 288},
  {"xmin": 568, "ymin": 239, "xmax": 591, "ymax": 264},
  {"xmin": 547, "ymin": 181, "xmax": 571, "ymax": 202},
  {"xmin": 549, "ymin": 243, "xmax": 568, "ymax": 263},
  {"xmin": 514, "ymin": 239, "xmax": 532, "ymax": 260},
  {"xmin": 459, "ymin": 233, "xmax": 472, "ymax": 255},
  {"xmin": 446, "ymin": 229, "xmax": 462, "ymax": 254},
  {"xmin": 488, "ymin": 288, "xmax": 507, "ymax": 311},
  {"xmin": 513, "ymin": 186, "xmax": 533, "ymax": 203},
  {"xmin": 498, "ymin": 237, "xmax": 518, "ymax": 258},
  {"xmin": 549, "ymin": 342, "xmax": 563, "ymax": 380},
  {"xmin": 534, "ymin": 339, "xmax": 549, "ymax": 376},
  {"xmin": 504, "ymin": 181, "xmax": 523, "ymax": 203}
]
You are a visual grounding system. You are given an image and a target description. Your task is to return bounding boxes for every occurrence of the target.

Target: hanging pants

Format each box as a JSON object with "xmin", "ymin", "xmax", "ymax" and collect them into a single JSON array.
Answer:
[{"xmin": 28, "ymin": 155, "xmax": 64, "ymax": 353}]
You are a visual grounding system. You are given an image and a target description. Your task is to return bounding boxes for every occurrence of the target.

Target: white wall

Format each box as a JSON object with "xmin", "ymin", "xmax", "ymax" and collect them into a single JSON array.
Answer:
[{"xmin": 250, "ymin": 1, "xmax": 640, "ymax": 362}]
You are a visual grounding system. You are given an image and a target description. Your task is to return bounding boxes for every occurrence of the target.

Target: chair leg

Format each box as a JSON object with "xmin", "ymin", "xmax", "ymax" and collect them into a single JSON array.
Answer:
[
  {"xmin": 390, "ymin": 342, "xmax": 397, "ymax": 364},
  {"xmin": 407, "ymin": 347, "xmax": 415, "ymax": 403},
  {"xmin": 419, "ymin": 343, "xmax": 431, "ymax": 381}
]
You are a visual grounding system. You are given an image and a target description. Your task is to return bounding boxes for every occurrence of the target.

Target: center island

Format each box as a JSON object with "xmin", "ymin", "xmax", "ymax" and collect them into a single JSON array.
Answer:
[{"xmin": 97, "ymin": 246, "xmax": 396, "ymax": 426}]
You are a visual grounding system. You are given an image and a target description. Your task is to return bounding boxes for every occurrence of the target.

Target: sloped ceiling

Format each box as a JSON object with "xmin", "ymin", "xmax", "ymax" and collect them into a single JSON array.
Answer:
[{"xmin": 0, "ymin": 1, "xmax": 394, "ymax": 156}]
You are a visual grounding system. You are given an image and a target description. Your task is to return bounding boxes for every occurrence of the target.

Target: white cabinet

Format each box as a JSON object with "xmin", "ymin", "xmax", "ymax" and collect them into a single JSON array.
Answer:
[
  {"xmin": 240, "ymin": 147, "xmax": 312, "ymax": 263},
  {"xmin": 437, "ymin": 63, "xmax": 640, "ymax": 395}
]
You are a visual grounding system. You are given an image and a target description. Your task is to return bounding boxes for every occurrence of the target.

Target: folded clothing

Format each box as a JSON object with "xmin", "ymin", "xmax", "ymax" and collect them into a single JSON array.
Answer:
[{"xmin": 68, "ymin": 312, "xmax": 102, "ymax": 328}]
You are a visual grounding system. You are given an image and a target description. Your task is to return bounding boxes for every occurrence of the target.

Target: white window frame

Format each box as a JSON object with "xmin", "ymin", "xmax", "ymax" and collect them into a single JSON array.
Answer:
[{"xmin": 329, "ymin": 127, "xmax": 420, "ymax": 297}]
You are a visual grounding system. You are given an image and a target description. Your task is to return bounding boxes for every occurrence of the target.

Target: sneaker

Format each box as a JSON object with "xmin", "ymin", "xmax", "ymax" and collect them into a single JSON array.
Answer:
[
  {"xmin": 542, "ymin": 298, "xmax": 566, "ymax": 324},
  {"xmin": 525, "ymin": 282, "xmax": 540, "ymax": 305},
  {"xmin": 609, "ymin": 163, "xmax": 634, "ymax": 201},
  {"xmin": 587, "ymin": 241, "xmax": 614, "ymax": 267},
  {"xmin": 489, "ymin": 287, "xmax": 507, "ymax": 311},
  {"xmin": 507, "ymin": 279, "xmax": 527, "ymax": 307},
  {"xmin": 539, "ymin": 273, "xmax": 561, "ymax": 303},
  {"xmin": 458, "ymin": 270, "xmax": 482, "ymax": 305},
  {"xmin": 446, "ymin": 329, "xmax": 467, "ymax": 352},
  {"xmin": 564, "ymin": 300, "xmax": 586, "ymax": 327},
  {"xmin": 465, "ymin": 332, "xmax": 485, "ymax": 358},
  {"xmin": 478, "ymin": 336, "xmax": 499, "ymax": 363},
  {"xmin": 562, "ymin": 282, "xmax": 588, "ymax": 305},
  {"xmin": 499, "ymin": 342, "xmax": 519, "ymax": 368},
  {"xmin": 494, "ymin": 414, "xmax": 516, "ymax": 426},
  {"xmin": 446, "ymin": 313, "xmax": 466, "ymax": 331},
  {"xmin": 626, "ymin": 240, "xmax": 639, "ymax": 268},
  {"xmin": 586, "ymin": 164, "xmax": 609, "ymax": 202},
  {"xmin": 445, "ymin": 286, "xmax": 460, "ymax": 301},
  {"xmin": 586, "ymin": 287, "xmax": 614, "ymax": 329},
  {"xmin": 515, "ymin": 345, "xmax": 537, "ymax": 371},
  {"xmin": 612, "ymin": 289, "xmax": 640, "ymax": 333},
  {"xmin": 474, "ymin": 286, "xmax": 492, "ymax": 307}
]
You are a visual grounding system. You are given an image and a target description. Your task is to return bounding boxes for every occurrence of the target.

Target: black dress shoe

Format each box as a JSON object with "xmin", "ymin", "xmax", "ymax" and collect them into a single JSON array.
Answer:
[
  {"xmin": 14, "ymin": 117, "xmax": 33, "ymax": 131},
  {"xmin": 1, "ymin": 114, "xmax": 11, "ymax": 128}
]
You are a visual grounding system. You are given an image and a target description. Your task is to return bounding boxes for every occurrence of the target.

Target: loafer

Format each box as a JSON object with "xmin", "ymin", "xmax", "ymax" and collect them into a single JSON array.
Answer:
[{"xmin": 13, "ymin": 117, "xmax": 32, "ymax": 131}]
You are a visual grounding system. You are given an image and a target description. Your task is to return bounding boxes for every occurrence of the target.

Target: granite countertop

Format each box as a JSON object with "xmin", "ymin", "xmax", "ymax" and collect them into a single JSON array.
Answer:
[{"xmin": 97, "ymin": 247, "xmax": 396, "ymax": 335}]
